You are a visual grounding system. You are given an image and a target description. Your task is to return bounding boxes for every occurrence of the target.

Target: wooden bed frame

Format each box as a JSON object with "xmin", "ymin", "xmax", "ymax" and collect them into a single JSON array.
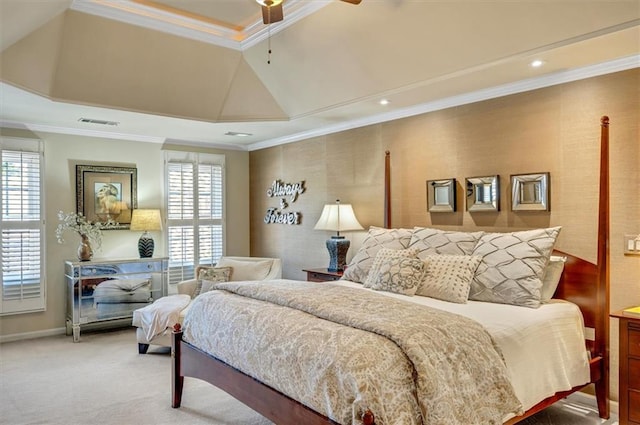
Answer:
[{"xmin": 172, "ymin": 116, "xmax": 611, "ymax": 424}]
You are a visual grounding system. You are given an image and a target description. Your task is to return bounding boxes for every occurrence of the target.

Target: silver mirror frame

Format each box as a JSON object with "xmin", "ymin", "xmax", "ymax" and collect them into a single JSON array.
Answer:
[
  {"xmin": 427, "ymin": 178, "xmax": 456, "ymax": 212},
  {"xmin": 511, "ymin": 172, "xmax": 550, "ymax": 211},
  {"xmin": 466, "ymin": 175, "xmax": 499, "ymax": 212}
]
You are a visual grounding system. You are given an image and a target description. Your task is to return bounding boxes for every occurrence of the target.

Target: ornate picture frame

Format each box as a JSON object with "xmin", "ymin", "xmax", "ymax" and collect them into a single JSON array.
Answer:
[
  {"xmin": 427, "ymin": 178, "xmax": 456, "ymax": 212},
  {"xmin": 466, "ymin": 175, "xmax": 499, "ymax": 212},
  {"xmin": 511, "ymin": 172, "xmax": 550, "ymax": 211},
  {"xmin": 76, "ymin": 165, "xmax": 137, "ymax": 229}
]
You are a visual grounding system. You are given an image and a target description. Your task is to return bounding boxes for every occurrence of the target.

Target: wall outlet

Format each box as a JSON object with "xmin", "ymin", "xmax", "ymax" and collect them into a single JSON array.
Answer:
[{"xmin": 624, "ymin": 234, "xmax": 640, "ymax": 256}]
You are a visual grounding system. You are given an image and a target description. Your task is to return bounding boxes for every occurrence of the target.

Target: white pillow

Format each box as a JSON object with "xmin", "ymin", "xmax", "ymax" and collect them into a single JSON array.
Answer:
[
  {"xmin": 342, "ymin": 227, "xmax": 413, "ymax": 284},
  {"xmin": 469, "ymin": 227, "xmax": 561, "ymax": 308},
  {"xmin": 363, "ymin": 247, "xmax": 419, "ymax": 288},
  {"xmin": 215, "ymin": 258, "xmax": 273, "ymax": 281},
  {"xmin": 540, "ymin": 255, "xmax": 566, "ymax": 302},
  {"xmin": 416, "ymin": 255, "xmax": 482, "ymax": 303}
]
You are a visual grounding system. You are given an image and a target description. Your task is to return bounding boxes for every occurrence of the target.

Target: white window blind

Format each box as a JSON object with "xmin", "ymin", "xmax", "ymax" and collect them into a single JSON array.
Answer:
[
  {"xmin": 165, "ymin": 153, "xmax": 224, "ymax": 285},
  {"xmin": 1, "ymin": 139, "xmax": 45, "ymax": 314}
]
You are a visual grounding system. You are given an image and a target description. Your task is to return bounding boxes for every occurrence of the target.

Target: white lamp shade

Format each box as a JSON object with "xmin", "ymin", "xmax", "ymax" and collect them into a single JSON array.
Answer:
[
  {"xmin": 130, "ymin": 209, "xmax": 162, "ymax": 232},
  {"xmin": 314, "ymin": 204, "xmax": 363, "ymax": 232}
]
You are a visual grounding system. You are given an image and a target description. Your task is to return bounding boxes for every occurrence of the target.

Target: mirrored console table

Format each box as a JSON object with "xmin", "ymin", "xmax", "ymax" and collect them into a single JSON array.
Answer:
[{"xmin": 65, "ymin": 257, "xmax": 168, "ymax": 342}]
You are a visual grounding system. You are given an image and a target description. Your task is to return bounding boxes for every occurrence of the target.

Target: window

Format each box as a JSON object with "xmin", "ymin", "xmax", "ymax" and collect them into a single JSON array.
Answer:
[
  {"xmin": 165, "ymin": 152, "xmax": 224, "ymax": 285},
  {"xmin": 1, "ymin": 138, "xmax": 45, "ymax": 315}
]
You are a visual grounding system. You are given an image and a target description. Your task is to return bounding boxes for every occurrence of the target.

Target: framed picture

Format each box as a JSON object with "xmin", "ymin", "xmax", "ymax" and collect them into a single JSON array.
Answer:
[
  {"xmin": 511, "ymin": 172, "xmax": 550, "ymax": 211},
  {"xmin": 76, "ymin": 165, "xmax": 137, "ymax": 229},
  {"xmin": 466, "ymin": 175, "xmax": 499, "ymax": 212},
  {"xmin": 426, "ymin": 178, "xmax": 456, "ymax": 212}
]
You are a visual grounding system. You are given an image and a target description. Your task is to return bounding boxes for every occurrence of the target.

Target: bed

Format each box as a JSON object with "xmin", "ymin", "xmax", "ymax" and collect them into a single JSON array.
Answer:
[{"xmin": 171, "ymin": 116, "xmax": 611, "ymax": 424}]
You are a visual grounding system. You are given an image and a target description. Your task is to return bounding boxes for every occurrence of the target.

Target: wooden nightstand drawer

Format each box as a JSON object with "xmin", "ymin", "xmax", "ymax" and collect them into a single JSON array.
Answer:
[
  {"xmin": 629, "ymin": 358, "xmax": 640, "ymax": 389},
  {"xmin": 303, "ymin": 268, "xmax": 343, "ymax": 282},
  {"xmin": 629, "ymin": 326, "xmax": 640, "ymax": 357},
  {"xmin": 630, "ymin": 391, "xmax": 640, "ymax": 423}
]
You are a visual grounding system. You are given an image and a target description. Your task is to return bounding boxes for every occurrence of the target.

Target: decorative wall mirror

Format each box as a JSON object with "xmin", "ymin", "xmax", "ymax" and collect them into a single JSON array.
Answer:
[
  {"xmin": 466, "ymin": 175, "xmax": 499, "ymax": 212},
  {"xmin": 427, "ymin": 178, "xmax": 456, "ymax": 212},
  {"xmin": 511, "ymin": 172, "xmax": 550, "ymax": 211}
]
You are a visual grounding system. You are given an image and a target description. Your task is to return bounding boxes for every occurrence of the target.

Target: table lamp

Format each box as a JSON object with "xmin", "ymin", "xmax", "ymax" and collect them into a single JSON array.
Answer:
[
  {"xmin": 130, "ymin": 209, "xmax": 162, "ymax": 258},
  {"xmin": 314, "ymin": 200, "xmax": 363, "ymax": 272}
]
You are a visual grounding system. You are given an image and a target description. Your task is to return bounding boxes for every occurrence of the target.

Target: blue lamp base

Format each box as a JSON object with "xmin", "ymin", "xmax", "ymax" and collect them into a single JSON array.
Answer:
[
  {"xmin": 138, "ymin": 232, "xmax": 155, "ymax": 258},
  {"xmin": 326, "ymin": 236, "xmax": 350, "ymax": 272}
]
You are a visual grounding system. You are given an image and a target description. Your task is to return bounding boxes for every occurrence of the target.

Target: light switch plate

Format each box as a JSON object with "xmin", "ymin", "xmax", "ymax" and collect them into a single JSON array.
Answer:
[{"xmin": 624, "ymin": 234, "xmax": 640, "ymax": 256}]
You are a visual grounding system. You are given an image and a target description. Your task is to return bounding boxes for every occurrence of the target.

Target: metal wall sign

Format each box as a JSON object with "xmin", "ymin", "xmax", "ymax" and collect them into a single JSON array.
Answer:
[{"xmin": 264, "ymin": 179, "xmax": 305, "ymax": 225}]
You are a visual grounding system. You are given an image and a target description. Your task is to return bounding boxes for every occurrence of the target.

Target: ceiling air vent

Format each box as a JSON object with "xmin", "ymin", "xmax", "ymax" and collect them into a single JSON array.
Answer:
[{"xmin": 78, "ymin": 118, "xmax": 119, "ymax": 126}]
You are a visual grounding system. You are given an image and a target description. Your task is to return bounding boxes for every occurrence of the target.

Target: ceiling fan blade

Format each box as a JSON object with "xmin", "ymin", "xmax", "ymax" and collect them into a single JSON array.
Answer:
[
  {"xmin": 340, "ymin": 0, "xmax": 362, "ymax": 4},
  {"xmin": 261, "ymin": 3, "xmax": 284, "ymax": 24}
]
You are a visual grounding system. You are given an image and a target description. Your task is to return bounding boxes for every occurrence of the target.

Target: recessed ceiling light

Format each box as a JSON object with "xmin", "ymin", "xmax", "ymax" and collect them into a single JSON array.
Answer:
[
  {"xmin": 225, "ymin": 131, "xmax": 253, "ymax": 137},
  {"xmin": 379, "ymin": 99, "xmax": 390, "ymax": 105},
  {"xmin": 530, "ymin": 60, "xmax": 545, "ymax": 68}
]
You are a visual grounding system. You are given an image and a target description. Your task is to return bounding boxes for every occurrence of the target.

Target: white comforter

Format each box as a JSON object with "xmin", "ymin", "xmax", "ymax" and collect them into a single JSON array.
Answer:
[{"xmin": 333, "ymin": 279, "xmax": 591, "ymax": 414}]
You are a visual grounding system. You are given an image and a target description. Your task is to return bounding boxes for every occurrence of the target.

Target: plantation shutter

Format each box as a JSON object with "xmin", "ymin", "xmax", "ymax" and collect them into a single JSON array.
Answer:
[
  {"xmin": 165, "ymin": 152, "xmax": 224, "ymax": 285},
  {"xmin": 1, "ymin": 138, "xmax": 45, "ymax": 314}
]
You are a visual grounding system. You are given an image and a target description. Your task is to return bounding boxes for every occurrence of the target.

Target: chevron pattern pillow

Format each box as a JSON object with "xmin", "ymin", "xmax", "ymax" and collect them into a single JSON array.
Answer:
[
  {"xmin": 409, "ymin": 227, "xmax": 484, "ymax": 258},
  {"xmin": 468, "ymin": 227, "xmax": 561, "ymax": 308},
  {"xmin": 342, "ymin": 227, "xmax": 412, "ymax": 284}
]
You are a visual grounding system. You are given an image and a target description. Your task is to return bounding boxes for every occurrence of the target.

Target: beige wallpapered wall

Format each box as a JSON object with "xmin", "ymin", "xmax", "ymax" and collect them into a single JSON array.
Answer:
[{"xmin": 249, "ymin": 68, "xmax": 640, "ymax": 402}]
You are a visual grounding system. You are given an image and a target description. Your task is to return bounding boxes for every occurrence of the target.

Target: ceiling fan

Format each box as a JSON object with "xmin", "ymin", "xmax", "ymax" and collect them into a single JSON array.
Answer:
[{"xmin": 256, "ymin": 0, "xmax": 362, "ymax": 25}]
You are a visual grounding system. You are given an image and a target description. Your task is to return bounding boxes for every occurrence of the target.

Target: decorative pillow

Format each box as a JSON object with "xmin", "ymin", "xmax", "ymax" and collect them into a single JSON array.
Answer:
[
  {"xmin": 193, "ymin": 266, "xmax": 232, "ymax": 296},
  {"xmin": 468, "ymin": 227, "xmax": 562, "ymax": 308},
  {"xmin": 215, "ymin": 258, "xmax": 272, "ymax": 281},
  {"xmin": 342, "ymin": 226, "xmax": 413, "ymax": 284},
  {"xmin": 363, "ymin": 247, "xmax": 419, "ymax": 288},
  {"xmin": 367, "ymin": 257, "xmax": 426, "ymax": 296},
  {"xmin": 409, "ymin": 227, "xmax": 484, "ymax": 258},
  {"xmin": 416, "ymin": 255, "xmax": 482, "ymax": 303},
  {"xmin": 540, "ymin": 255, "xmax": 566, "ymax": 302}
]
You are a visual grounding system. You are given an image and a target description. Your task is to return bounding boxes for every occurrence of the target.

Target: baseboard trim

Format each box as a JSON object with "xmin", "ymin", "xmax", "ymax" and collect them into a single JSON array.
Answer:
[{"xmin": 0, "ymin": 327, "xmax": 66, "ymax": 344}]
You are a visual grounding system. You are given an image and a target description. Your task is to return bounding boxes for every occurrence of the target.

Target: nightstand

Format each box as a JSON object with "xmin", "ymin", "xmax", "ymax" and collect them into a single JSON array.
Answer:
[
  {"xmin": 303, "ymin": 268, "xmax": 343, "ymax": 282},
  {"xmin": 611, "ymin": 309, "xmax": 640, "ymax": 425}
]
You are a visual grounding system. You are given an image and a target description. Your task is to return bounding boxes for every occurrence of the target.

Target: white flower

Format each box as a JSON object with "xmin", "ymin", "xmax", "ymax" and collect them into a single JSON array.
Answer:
[{"xmin": 56, "ymin": 211, "xmax": 118, "ymax": 250}]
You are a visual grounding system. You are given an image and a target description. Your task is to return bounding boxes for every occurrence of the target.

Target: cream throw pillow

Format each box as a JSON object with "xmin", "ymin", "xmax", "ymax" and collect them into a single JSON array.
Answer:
[
  {"xmin": 368, "ymin": 257, "xmax": 426, "ymax": 296},
  {"xmin": 363, "ymin": 247, "xmax": 419, "ymax": 288},
  {"xmin": 194, "ymin": 266, "xmax": 232, "ymax": 296},
  {"xmin": 416, "ymin": 255, "xmax": 482, "ymax": 303}
]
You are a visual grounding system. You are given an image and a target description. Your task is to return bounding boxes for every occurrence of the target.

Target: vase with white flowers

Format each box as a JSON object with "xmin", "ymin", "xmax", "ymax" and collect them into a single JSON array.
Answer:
[{"xmin": 56, "ymin": 211, "xmax": 117, "ymax": 261}]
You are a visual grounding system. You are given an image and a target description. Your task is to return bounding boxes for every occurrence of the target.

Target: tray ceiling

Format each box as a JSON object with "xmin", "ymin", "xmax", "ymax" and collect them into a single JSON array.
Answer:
[{"xmin": 1, "ymin": 0, "xmax": 638, "ymax": 150}]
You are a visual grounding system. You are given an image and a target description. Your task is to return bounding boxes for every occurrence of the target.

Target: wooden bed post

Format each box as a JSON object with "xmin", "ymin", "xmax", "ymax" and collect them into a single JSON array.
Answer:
[
  {"xmin": 384, "ymin": 151, "xmax": 391, "ymax": 229},
  {"xmin": 594, "ymin": 116, "xmax": 610, "ymax": 418}
]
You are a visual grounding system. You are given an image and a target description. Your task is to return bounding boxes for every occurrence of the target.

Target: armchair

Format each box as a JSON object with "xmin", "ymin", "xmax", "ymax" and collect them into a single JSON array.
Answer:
[{"xmin": 133, "ymin": 256, "xmax": 282, "ymax": 354}]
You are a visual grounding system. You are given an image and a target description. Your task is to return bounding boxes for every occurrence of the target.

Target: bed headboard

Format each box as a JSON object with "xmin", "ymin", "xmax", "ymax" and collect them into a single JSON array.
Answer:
[{"xmin": 383, "ymin": 116, "xmax": 610, "ymax": 416}]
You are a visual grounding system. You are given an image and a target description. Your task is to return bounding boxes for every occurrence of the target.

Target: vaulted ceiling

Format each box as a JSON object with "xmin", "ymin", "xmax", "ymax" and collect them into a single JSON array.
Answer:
[{"xmin": 1, "ymin": 0, "xmax": 639, "ymax": 150}]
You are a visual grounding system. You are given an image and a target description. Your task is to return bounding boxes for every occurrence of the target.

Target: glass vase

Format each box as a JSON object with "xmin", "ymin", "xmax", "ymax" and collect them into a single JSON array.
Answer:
[{"xmin": 77, "ymin": 234, "xmax": 93, "ymax": 262}]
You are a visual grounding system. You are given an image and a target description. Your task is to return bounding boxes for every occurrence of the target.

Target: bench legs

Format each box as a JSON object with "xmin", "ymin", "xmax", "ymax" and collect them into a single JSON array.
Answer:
[{"xmin": 138, "ymin": 343, "xmax": 150, "ymax": 354}]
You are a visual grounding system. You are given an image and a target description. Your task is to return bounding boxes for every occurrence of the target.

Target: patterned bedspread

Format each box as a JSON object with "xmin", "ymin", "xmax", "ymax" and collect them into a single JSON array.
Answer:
[{"xmin": 183, "ymin": 280, "xmax": 522, "ymax": 425}]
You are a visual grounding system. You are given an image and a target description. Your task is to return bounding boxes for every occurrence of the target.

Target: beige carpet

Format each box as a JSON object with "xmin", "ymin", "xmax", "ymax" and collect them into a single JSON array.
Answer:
[{"xmin": 0, "ymin": 328, "xmax": 617, "ymax": 425}]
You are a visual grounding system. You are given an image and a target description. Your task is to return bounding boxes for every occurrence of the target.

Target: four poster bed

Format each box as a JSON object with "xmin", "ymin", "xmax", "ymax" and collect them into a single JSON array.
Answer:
[{"xmin": 171, "ymin": 116, "xmax": 611, "ymax": 424}]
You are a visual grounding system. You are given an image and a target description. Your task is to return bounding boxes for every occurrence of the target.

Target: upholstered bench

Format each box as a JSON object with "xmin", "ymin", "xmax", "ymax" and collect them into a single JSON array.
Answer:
[{"xmin": 133, "ymin": 256, "xmax": 282, "ymax": 354}]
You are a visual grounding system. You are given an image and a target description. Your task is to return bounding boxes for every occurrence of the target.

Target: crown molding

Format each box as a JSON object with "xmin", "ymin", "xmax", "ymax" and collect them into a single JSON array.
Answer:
[
  {"xmin": 246, "ymin": 55, "xmax": 640, "ymax": 151},
  {"xmin": 70, "ymin": 0, "xmax": 329, "ymax": 51}
]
